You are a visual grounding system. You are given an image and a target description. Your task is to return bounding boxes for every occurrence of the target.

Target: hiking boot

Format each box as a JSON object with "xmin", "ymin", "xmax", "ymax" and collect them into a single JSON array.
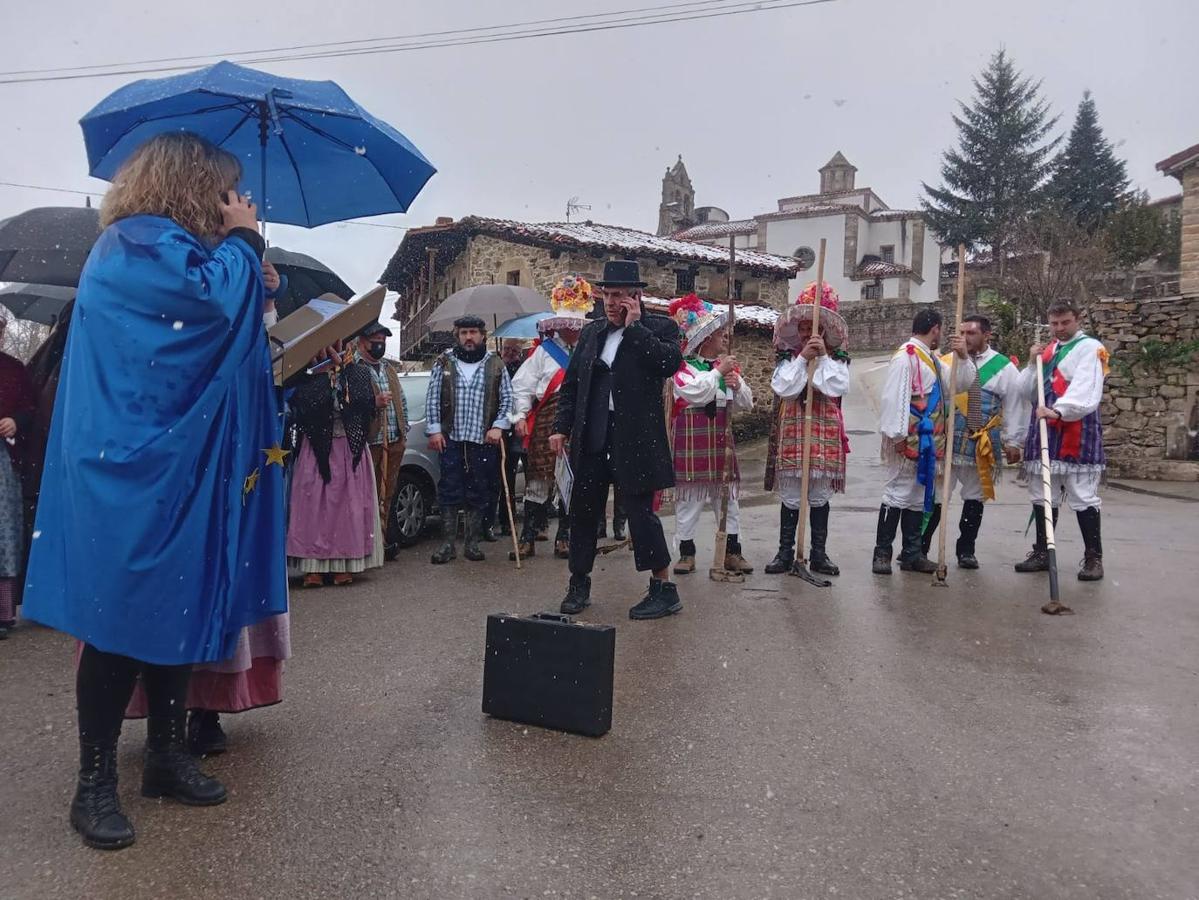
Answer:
[
  {"xmin": 1077, "ymin": 507, "xmax": 1103, "ymax": 581},
  {"xmin": 808, "ymin": 505, "xmax": 839, "ymax": 576},
  {"xmin": 559, "ymin": 575, "xmax": 592, "ymax": 615},
  {"xmin": 509, "ymin": 541, "xmax": 535, "ymax": 562},
  {"xmin": 186, "ymin": 710, "xmax": 227, "ymax": 757},
  {"xmin": 629, "ymin": 579, "xmax": 682, "ymax": 620},
  {"xmin": 724, "ymin": 536, "xmax": 754, "ymax": 574},
  {"xmin": 70, "ymin": 740, "xmax": 135, "ymax": 851},
  {"xmin": 898, "ymin": 509, "xmax": 938, "ymax": 573},
  {"xmin": 554, "ymin": 540, "xmax": 570, "ymax": 559},
  {"xmin": 612, "ymin": 519, "xmax": 627, "ymax": 542},
  {"xmin": 1014, "ymin": 504, "xmax": 1052, "ymax": 573},
  {"xmin": 673, "ymin": 556, "xmax": 696, "ymax": 575},
  {"xmin": 1078, "ymin": 551, "xmax": 1104, "ymax": 581},
  {"xmin": 141, "ymin": 717, "xmax": 227, "ymax": 806},
  {"xmin": 872, "ymin": 504, "xmax": 901, "ymax": 575},
  {"xmin": 764, "ymin": 505, "xmax": 799, "ymax": 574},
  {"xmin": 431, "ymin": 507, "xmax": 459, "ymax": 564}
]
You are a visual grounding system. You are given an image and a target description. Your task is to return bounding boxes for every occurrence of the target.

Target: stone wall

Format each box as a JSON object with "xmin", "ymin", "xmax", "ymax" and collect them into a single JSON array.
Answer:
[
  {"xmin": 729, "ymin": 327, "xmax": 778, "ymax": 440},
  {"xmin": 1091, "ymin": 294, "xmax": 1199, "ymax": 480},
  {"xmin": 1182, "ymin": 167, "xmax": 1199, "ymax": 297},
  {"xmin": 839, "ymin": 297, "xmax": 974, "ymax": 352}
]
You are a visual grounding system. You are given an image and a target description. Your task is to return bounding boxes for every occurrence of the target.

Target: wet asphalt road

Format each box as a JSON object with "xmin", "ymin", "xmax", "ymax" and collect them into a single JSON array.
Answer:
[{"xmin": 1, "ymin": 357, "xmax": 1197, "ymax": 899}]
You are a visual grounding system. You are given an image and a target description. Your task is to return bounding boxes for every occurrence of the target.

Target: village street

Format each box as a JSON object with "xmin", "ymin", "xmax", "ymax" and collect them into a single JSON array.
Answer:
[{"xmin": 0, "ymin": 358, "xmax": 1196, "ymax": 900}]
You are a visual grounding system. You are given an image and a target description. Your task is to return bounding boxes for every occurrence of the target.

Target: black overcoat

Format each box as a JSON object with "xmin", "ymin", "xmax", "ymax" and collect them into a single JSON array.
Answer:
[{"xmin": 552, "ymin": 310, "xmax": 682, "ymax": 495}]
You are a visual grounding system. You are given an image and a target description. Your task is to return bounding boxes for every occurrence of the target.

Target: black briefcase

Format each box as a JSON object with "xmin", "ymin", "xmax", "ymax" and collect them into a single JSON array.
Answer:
[{"xmin": 482, "ymin": 612, "xmax": 615, "ymax": 737}]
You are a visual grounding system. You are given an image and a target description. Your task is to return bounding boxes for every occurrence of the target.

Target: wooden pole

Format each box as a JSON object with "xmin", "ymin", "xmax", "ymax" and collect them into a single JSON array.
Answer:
[
  {"xmin": 711, "ymin": 237, "xmax": 742, "ymax": 582},
  {"xmin": 933, "ymin": 244, "xmax": 968, "ymax": 585},
  {"xmin": 1036, "ymin": 327, "xmax": 1071, "ymax": 615},
  {"xmin": 789, "ymin": 238, "xmax": 831, "ymax": 587},
  {"xmin": 499, "ymin": 438, "xmax": 522, "ymax": 569}
]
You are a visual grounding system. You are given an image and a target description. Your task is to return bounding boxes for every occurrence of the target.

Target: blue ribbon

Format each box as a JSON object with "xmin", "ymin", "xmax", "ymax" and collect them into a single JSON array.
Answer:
[
  {"xmin": 541, "ymin": 337, "xmax": 570, "ymax": 369},
  {"xmin": 913, "ymin": 378, "xmax": 942, "ymax": 514}
]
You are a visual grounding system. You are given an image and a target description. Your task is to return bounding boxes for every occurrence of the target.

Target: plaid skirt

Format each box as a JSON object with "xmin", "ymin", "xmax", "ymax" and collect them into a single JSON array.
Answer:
[
  {"xmin": 766, "ymin": 393, "xmax": 847, "ymax": 493},
  {"xmin": 672, "ymin": 406, "xmax": 739, "ymax": 502}
]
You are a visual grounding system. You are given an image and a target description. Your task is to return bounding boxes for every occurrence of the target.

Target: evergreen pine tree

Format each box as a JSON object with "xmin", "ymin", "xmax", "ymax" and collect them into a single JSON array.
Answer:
[
  {"xmin": 1047, "ymin": 92, "xmax": 1129, "ymax": 232},
  {"xmin": 922, "ymin": 49, "xmax": 1059, "ymax": 262}
]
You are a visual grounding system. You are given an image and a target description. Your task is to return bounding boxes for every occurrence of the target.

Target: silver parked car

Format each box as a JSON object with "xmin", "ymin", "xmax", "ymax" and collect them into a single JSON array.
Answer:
[{"xmin": 388, "ymin": 373, "xmax": 439, "ymax": 548}]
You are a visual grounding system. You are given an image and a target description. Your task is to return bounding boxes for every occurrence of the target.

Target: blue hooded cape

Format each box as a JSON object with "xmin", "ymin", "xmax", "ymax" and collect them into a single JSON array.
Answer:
[{"xmin": 23, "ymin": 215, "xmax": 288, "ymax": 665}]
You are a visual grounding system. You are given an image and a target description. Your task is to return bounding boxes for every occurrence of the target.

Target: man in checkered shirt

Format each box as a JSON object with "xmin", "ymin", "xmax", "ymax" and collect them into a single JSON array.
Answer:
[{"xmin": 425, "ymin": 315, "xmax": 513, "ymax": 564}]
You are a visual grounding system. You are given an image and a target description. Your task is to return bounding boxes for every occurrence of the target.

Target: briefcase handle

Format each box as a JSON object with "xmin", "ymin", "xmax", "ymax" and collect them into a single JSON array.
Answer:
[{"xmin": 531, "ymin": 612, "xmax": 574, "ymax": 624}]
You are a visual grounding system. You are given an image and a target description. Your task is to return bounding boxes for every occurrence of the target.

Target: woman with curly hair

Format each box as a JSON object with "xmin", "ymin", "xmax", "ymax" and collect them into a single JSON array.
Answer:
[{"xmin": 22, "ymin": 131, "xmax": 288, "ymax": 850}]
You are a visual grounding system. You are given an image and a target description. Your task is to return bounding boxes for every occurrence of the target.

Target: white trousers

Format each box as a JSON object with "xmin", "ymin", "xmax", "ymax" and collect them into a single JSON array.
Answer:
[
  {"xmin": 881, "ymin": 469, "xmax": 938, "ymax": 511},
  {"xmin": 676, "ymin": 489, "xmax": 740, "ymax": 541},
  {"xmin": 1027, "ymin": 469, "xmax": 1102, "ymax": 512},
  {"xmin": 948, "ymin": 464, "xmax": 984, "ymax": 502},
  {"xmin": 777, "ymin": 478, "xmax": 835, "ymax": 510}
]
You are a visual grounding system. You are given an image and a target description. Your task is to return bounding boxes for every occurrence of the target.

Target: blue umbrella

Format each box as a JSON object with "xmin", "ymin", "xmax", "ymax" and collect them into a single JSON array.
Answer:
[
  {"xmin": 79, "ymin": 60, "xmax": 436, "ymax": 228},
  {"xmin": 492, "ymin": 311, "xmax": 553, "ymax": 339}
]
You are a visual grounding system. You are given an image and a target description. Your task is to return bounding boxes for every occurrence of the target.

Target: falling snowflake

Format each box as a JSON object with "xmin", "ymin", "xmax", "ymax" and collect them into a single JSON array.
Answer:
[
  {"xmin": 354, "ymin": 146, "xmax": 367, "ymax": 156},
  {"xmin": 172, "ymin": 321, "xmax": 184, "ymax": 331}
]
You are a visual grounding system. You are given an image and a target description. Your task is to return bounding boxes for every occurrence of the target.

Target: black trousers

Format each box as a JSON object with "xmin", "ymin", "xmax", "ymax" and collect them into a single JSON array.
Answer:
[
  {"xmin": 76, "ymin": 644, "xmax": 192, "ymax": 745},
  {"xmin": 568, "ymin": 443, "xmax": 671, "ymax": 578}
]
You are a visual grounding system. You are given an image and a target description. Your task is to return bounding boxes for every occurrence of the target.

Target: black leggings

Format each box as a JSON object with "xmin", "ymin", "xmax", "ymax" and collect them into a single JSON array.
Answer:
[{"xmin": 77, "ymin": 644, "xmax": 192, "ymax": 744}]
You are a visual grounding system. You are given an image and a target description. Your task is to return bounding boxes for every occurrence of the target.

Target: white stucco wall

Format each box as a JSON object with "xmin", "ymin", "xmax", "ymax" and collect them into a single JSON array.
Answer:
[{"xmin": 761, "ymin": 215, "xmax": 850, "ymax": 302}]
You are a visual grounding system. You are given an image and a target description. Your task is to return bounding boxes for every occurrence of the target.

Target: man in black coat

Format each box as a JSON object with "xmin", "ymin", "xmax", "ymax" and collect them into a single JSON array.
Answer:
[{"xmin": 550, "ymin": 261, "xmax": 684, "ymax": 620}]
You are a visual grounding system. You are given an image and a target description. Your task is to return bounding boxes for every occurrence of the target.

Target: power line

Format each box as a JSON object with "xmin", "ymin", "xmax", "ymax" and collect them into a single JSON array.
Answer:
[
  {"xmin": 0, "ymin": 180, "xmax": 409, "ymax": 230},
  {"xmin": 0, "ymin": 0, "xmax": 741, "ymax": 78},
  {"xmin": 0, "ymin": 0, "xmax": 835, "ymax": 85}
]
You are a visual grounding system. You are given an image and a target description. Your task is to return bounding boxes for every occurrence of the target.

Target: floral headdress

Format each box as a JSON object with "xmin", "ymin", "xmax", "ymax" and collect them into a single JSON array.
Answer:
[
  {"xmin": 539, "ymin": 275, "xmax": 593, "ymax": 333},
  {"xmin": 773, "ymin": 280, "xmax": 849, "ymax": 351},
  {"xmin": 669, "ymin": 293, "xmax": 728, "ymax": 356}
]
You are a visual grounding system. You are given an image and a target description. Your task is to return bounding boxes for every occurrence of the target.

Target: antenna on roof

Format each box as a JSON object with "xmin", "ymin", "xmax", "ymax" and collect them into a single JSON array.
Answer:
[{"xmin": 566, "ymin": 196, "xmax": 591, "ymax": 223}]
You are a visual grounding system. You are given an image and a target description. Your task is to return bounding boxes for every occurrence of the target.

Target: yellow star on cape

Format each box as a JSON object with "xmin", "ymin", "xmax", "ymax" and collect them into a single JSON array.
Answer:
[
  {"xmin": 242, "ymin": 467, "xmax": 260, "ymax": 505},
  {"xmin": 263, "ymin": 444, "xmax": 290, "ymax": 467}
]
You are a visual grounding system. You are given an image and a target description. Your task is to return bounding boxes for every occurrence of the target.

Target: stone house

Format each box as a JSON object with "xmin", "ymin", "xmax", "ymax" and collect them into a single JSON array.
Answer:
[
  {"xmin": 380, "ymin": 216, "xmax": 797, "ymax": 360},
  {"xmin": 666, "ymin": 152, "xmax": 943, "ymax": 303}
]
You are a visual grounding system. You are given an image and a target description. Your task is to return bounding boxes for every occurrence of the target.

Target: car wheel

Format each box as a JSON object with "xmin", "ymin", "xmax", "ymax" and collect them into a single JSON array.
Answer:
[{"xmin": 390, "ymin": 473, "xmax": 429, "ymax": 548}]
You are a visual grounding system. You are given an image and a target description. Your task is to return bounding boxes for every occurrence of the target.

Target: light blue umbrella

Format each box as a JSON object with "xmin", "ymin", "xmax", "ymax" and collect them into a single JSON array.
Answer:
[
  {"xmin": 79, "ymin": 61, "xmax": 436, "ymax": 228},
  {"xmin": 492, "ymin": 311, "xmax": 554, "ymax": 339}
]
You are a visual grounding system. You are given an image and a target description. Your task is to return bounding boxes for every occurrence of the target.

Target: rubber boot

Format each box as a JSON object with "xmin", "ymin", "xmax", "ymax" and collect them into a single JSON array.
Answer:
[
  {"xmin": 724, "ymin": 534, "xmax": 754, "ymax": 574},
  {"xmin": 674, "ymin": 539, "xmax": 697, "ymax": 575},
  {"xmin": 560, "ymin": 574, "xmax": 592, "ymax": 615},
  {"xmin": 70, "ymin": 739, "xmax": 135, "ymax": 850},
  {"xmin": 1014, "ymin": 504, "xmax": 1052, "ymax": 572},
  {"xmin": 898, "ymin": 510, "xmax": 938, "ymax": 573},
  {"xmin": 463, "ymin": 508, "xmax": 486, "ymax": 561},
  {"xmin": 431, "ymin": 507, "xmax": 459, "ymax": 564},
  {"xmin": 872, "ymin": 505, "xmax": 901, "ymax": 574},
  {"xmin": 765, "ymin": 505, "xmax": 800, "ymax": 574},
  {"xmin": 141, "ymin": 716, "xmax": 227, "ymax": 806},
  {"xmin": 1077, "ymin": 507, "xmax": 1104, "ymax": 581},
  {"xmin": 629, "ymin": 579, "xmax": 682, "ymax": 620},
  {"xmin": 956, "ymin": 499, "xmax": 984, "ymax": 569},
  {"xmin": 919, "ymin": 503, "xmax": 942, "ymax": 557},
  {"xmin": 808, "ymin": 505, "xmax": 839, "ymax": 576}
]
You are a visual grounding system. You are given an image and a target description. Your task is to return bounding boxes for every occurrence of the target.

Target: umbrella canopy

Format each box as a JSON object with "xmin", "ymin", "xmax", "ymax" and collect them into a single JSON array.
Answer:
[
  {"xmin": 264, "ymin": 246, "xmax": 353, "ymax": 318},
  {"xmin": 0, "ymin": 207, "xmax": 101, "ymax": 287},
  {"xmin": 79, "ymin": 60, "xmax": 437, "ymax": 228},
  {"xmin": 426, "ymin": 284, "xmax": 550, "ymax": 333},
  {"xmin": 492, "ymin": 311, "xmax": 553, "ymax": 339},
  {"xmin": 0, "ymin": 282, "xmax": 76, "ymax": 325}
]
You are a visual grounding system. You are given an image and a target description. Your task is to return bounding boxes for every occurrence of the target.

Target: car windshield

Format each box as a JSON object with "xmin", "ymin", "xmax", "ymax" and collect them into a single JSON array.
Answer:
[{"xmin": 400, "ymin": 374, "xmax": 429, "ymax": 421}]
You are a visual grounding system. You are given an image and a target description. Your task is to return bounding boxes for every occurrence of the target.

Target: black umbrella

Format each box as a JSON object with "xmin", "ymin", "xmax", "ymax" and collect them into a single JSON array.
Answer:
[
  {"xmin": 264, "ymin": 246, "xmax": 354, "ymax": 318},
  {"xmin": 0, "ymin": 283, "xmax": 76, "ymax": 326},
  {"xmin": 0, "ymin": 207, "xmax": 101, "ymax": 287}
]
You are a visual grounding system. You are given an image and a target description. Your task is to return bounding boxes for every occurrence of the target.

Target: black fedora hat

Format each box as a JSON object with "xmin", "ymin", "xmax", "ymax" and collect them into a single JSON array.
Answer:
[{"xmin": 594, "ymin": 259, "xmax": 647, "ymax": 288}]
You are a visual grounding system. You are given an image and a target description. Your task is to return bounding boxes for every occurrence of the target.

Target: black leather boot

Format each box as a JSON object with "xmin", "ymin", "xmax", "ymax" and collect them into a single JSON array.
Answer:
[
  {"xmin": 629, "ymin": 579, "xmax": 682, "ymax": 620},
  {"xmin": 142, "ymin": 717, "xmax": 227, "ymax": 806},
  {"xmin": 560, "ymin": 574, "xmax": 592, "ymax": 615},
  {"xmin": 808, "ymin": 505, "xmax": 839, "ymax": 576},
  {"xmin": 956, "ymin": 499, "xmax": 984, "ymax": 569},
  {"xmin": 765, "ymin": 505, "xmax": 800, "ymax": 574},
  {"xmin": 70, "ymin": 740, "xmax": 135, "ymax": 850},
  {"xmin": 431, "ymin": 507, "xmax": 459, "ymax": 564},
  {"xmin": 187, "ymin": 710, "xmax": 227, "ymax": 757},
  {"xmin": 463, "ymin": 509, "xmax": 486, "ymax": 561},
  {"xmin": 899, "ymin": 510, "xmax": 938, "ymax": 573},
  {"xmin": 1077, "ymin": 507, "xmax": 1104, "ymax": 581},
  {"xmin": 872, "ymin": 505, "xmax": 901, "ymax": 574},
  {"xmin": 919, "ymin": 503, "xmax": 942, "ymax": 557},
  {"xmin": 1014, "ymin": 504, "xmax": 1052, "ymax": 572},
  {"xmin": 612, "ymin": 498, "xmax": 627, "ymax": 542}
]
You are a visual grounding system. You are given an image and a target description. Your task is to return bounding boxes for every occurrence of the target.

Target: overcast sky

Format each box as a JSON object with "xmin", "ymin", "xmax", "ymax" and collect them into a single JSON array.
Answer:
[{"xmin": 2, "ymin": 0, "xmax": 1195, "ymax": 294}]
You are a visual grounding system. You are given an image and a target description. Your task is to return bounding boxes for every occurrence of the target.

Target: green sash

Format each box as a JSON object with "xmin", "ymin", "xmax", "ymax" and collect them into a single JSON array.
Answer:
[{"xmin": 976, "ymin": 352, "xmax": 1009, "ymax": 388}]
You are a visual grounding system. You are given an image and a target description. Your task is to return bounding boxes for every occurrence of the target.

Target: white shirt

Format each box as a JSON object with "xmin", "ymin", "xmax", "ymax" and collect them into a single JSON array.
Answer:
[
  {"xmin": 600, "ymin": 326, "xmax": 625, "ymax": 410},
  {"xmin": 771, "ymin": 353, "xmax": 850, "ymax": 400},
  {"xmin": 508, "ymin": 340, "xmax": 570, "ymax": 425},
  {"xmin": 455, "ymin": 357, "xmax": 484, "ymax": 383},
  {"xmin": 1015, "ymin": 332, "xmax": 1106, "ymax": 422},
  {"xmin": 879, "ymin": 337, "xmax": 976, "ymax": 442},
  {"xmin": 673, "ymin": 359, "xmax": 755, "ymax": 411},
  {"xmin": 957, "ymin": 346, "xmax": 1029, "ymax": 448}
]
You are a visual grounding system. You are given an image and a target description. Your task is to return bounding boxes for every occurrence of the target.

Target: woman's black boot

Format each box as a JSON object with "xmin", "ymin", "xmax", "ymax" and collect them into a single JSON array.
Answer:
[
  {"xmin": 70, "ymin": 739, "xmax": 136, "ymax": 850},
  {"xmin": 142, "ymin": 716, "xmax": 227, "ymax": 806}
]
